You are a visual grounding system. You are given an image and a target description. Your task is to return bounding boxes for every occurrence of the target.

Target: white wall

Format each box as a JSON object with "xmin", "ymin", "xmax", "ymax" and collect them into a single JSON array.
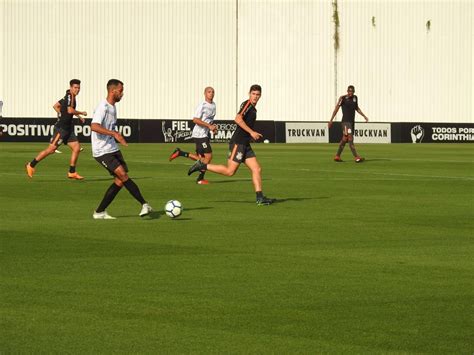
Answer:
[
  {"xmin": 1, "ymin": 0, "xmax": 237, "ymax": 120},
  {"xmin": 337, "ymin": 0, "xmax": 473, "ymax": 123},
  {"xmin": 0, "ymin": 0, "xmax": 472, "ymax": 123}
]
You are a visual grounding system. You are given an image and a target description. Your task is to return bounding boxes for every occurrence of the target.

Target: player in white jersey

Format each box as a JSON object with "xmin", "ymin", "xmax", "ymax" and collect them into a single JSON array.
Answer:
[
  {"xmin": 91, "ymin": 79, "xmax": 153, "ymax": 219},
  {"xmin": 169, "ymin": 87, "xmax": 217, "ymax": 184}
]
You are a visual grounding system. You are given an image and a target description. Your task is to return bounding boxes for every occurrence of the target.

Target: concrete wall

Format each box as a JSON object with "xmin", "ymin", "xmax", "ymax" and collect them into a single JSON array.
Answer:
[{"xmin": 0, "ymin": 0, "xmax": 472, "ymax": 122}]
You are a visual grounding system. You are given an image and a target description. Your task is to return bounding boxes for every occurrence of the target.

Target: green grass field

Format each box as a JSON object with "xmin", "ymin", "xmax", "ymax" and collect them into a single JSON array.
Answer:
[{"xmin": 1, "ymin": 142, "xmax": 473, "ymax": 353}]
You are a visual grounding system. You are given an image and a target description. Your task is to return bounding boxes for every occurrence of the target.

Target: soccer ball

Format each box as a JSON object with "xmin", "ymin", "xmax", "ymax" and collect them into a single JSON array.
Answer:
[{"xmin": 164, "ymin": 200, "xmax": 182, "ymax": 218}]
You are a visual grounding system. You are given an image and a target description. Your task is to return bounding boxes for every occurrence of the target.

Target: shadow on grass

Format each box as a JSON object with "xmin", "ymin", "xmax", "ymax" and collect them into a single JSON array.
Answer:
[
  {"xmin": 210, "ymin": 197, "xmax": 328, "ymax": 204},
  {"xmin": 30, "ymin": 176, "xmax": 154, "ymax": 183},
  {"xmin": 115, "ymin": 206, "xmax": 213, "ymax": 219}
]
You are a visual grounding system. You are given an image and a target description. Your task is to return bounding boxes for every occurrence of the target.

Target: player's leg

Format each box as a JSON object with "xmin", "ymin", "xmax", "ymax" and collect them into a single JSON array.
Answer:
[
  {"xmin": 196, "ymin": 139, "xmax": 213, "ymax": 184},
  {"xmin": 25, "ymin": 131, "xmax": 61, "ymax": 177},
  {"xmin": 244, "ymin": 154, "xmax": 275, "ymax": 205},
  {"xmin": 347, "ymin": 135, "xmax": 364, "ymax": 162},
  {"xmin": 169, "ymin": 147, "xmax": 201, "ymax": 161},
  {"xmin": 113, "ymin": 153, "xmax": 152, "ymax": 216},
  {"xmin": 188, "ymin": 143, "xmax": 240, "ymax": 177},
  {"xmin": 334, "ymin": 124, "xmax": 348, "ymax": 162},
  {"xmin": 66, "ymin": 138, "xmax": 84, "ymax": 179}
]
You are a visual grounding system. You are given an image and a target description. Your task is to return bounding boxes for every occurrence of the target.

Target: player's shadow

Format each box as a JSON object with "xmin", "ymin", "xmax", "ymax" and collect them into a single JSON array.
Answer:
[
  {"xmin": 210, "ymin": 197, "xmax": 327, "ymax": 204},
  {"xmin": 362, "ymin": 158, "xmax": 391, "ymax": 162},
  {"xmin": 117, "ymin": 206, "xmax": 213, "ymax": 220}
]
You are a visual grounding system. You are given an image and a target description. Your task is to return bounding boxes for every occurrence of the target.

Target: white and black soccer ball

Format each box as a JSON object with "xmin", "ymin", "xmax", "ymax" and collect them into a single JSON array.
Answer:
[{"xmin": 164, "ymin": 200, "xmax": 182, "ymax": 218}]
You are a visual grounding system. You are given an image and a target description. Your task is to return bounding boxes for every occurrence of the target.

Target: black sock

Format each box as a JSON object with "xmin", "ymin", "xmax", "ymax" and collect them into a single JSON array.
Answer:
[
  {"xmin": 197, "ymin": 171, "xmax": 206, "ymax": 181},
  {"xmin": 256, "ymin": 191, "xmax": 264, "ymax": 200},
  {"xmin": 180, "ymin": 151, "xmax": 189, "ymax": 158},
  {"xmin": 69, "ymin": 166, "xmax": 76, "ymax": 173},
  {"xmin": 123, "ymin": 178, "xmax": 146, "ymax": 205},
  {"xmin": 30, "ymin": 158, "xmax": 39, "ymax": 168},
  {"xmin": 96, "ymin": 183, "xmax": 122, "ymax": 213}
]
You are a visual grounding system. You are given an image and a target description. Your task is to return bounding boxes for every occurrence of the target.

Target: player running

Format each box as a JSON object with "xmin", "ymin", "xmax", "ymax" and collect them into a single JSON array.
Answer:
[
  {"xmin": 91, "ymin": 79, "xmax": 152, "ymax": 219},
  {"xmin": 169, "ymin": 86, "xmax": 217, "ymax": 184},
  {"xmin": 188, "ymin": 84, "xmax": 275, "ymax": 206},
  {"xmin": 26, "ymin": 79, "xmax": 87, "ymax": 179},
  {"xmin": 328, "ymin": 85, "xmax": 369, "ymax": 163}
]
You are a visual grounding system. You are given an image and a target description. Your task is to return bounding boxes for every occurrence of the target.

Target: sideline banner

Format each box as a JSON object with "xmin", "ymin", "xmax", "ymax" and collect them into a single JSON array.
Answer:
[
  {"xmin": 329, "ymin": 122, "xmax": 391, "ymax": 143},
  {"xmin": 396, "ymin": 123, "xmax": 474, "ymax": 143},
  {"xmin": 286, "ymin": 122, "xmax": 328, "ymax": 143},
  {"xmin": 140, "ymin": 119, "xmax": 276, "ymax": 143},
  {"xmin": 0, "ymin": 118, "xmax": 139, "ymax": 142}
]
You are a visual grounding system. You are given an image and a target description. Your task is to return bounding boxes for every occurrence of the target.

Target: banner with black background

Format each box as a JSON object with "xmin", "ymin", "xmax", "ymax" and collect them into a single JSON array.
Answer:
[{"xmin": 1, "ymin": 118, "xmax": 472, "ymax": 143}]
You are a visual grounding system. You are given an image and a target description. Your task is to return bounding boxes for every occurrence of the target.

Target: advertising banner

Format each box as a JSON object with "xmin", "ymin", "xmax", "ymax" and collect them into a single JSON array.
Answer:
[
  {"xmin": 0, "ymin": 118, "xmax": 139, "ymax": 143},
  {"xmin": 285, "ymin": 122, "xmax": 328, "ymax": 143},
  {"xmin": 353, "ymin": 123, "xmax": 391, "ymax": 143},
  {"xmin": 397, "ymin": 123, "xmax": 474, "ymax": 143}
]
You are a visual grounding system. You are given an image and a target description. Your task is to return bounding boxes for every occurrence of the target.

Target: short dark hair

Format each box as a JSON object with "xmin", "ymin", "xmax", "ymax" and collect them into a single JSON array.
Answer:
[
  {"xmin": 107, "ymin": 79, "xmax": 124, "ymax": 90},
  {"xmin": 70, "ymin": 79, "xmax": 81, "ymax": 86},
  {"xmin": 347, "ymin": 85, "xmax": 355, "ymax": 91},
  {"xmin": 249, "ymin": 84, "xmax": 262, "ymax": 92}
]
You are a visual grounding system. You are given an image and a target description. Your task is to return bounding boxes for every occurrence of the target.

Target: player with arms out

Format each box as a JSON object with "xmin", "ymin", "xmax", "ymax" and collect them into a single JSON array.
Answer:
[
  {"xmin": 188, "ymin": 84, "xmax": 275, "ymax": 206},
  {"xmin": 26, "ymin": 79, "xmax": 87, "ymax": 179},
  {"xmin": 91, "ymin": 79, "xmax": 153, "ymax": 219},
  {"xmin": 328, "ymin": 85, "xmax": 369, "ymax": 163},
  {"xmin": 169, "ymin": 86, "xmax": 217, "ymax": 185}
]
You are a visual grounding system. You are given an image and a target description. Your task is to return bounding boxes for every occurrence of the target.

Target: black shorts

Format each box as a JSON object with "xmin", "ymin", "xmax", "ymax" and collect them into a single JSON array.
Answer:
[
  {"xmin": 341, "ymin": 122, "xmax": 354, "ymax": 136},
  {"xmin": 194, "ymin": 137, "xmax": 212, "ymax": 156},
  {"xmin": 95, "ymin": 151, "xmax": 129, "ymax": 176},
  {"xmin": 228, "ymin": 143, "xmax": 256, "ymax": 164},
  {"xmin": 50, "ymin": 126, "xmax": 78, "ymax": 146}
]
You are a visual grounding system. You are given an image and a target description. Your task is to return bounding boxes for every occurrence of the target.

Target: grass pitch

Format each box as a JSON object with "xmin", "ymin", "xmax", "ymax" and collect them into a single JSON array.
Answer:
[{"xmin": 0, "ymin": 142, "xmax": 473, "ymax": 353}]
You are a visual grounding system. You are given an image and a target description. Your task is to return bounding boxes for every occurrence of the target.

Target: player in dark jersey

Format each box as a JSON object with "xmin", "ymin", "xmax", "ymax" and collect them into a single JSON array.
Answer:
[
  {"xmin": 328, "ymin": 85, "xmax": 369, "ymax": 163},
  {"xmin": 26, "ymin": 79, "xmax": 87, "ymax": 179},
  {"xmin": 188, "ymin": 84, "xmax": 275, "ymax": 205}
]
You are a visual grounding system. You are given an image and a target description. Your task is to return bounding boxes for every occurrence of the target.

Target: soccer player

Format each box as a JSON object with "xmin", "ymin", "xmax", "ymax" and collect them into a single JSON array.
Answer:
[
  {"xmin": 169, "ymin": 86, "xmax": 217, "ymax": 184},
  {"xmin": 91, "ymin": 79, "xmax": 152, "ymax": 219},
  {"xmin": 188, "ymin": 84, "xmax": 275, "ymax": 206},
  {"xmin": 26, "ymin": 79, "xmax": 87, "ymax": 179},
  {"xmin": 328, "ymin": 85, "xmax": 369, "ymax": 162}
]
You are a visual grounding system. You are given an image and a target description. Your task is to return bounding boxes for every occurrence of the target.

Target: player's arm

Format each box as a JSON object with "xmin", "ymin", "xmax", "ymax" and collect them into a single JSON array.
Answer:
[
  {"xmin": 91, "ymin": 123, "xmax": 128, "ymax": 146},
  {"xmin": 356, "ymin": 107, "xmax": 369, "ymax": 122},
  {"xmin": 235, "ymin": 113, "xmax": 262, "ymax": 141},
  {"xmin": 192, "ymin": 117, "xmax": 217, "ymax": 133},
  {"xmin": 328, "ymin": 96, "xmax": 343, "ymax": 127},
  {"xmin": 66, "ymin": 94, "xmax": 87, "ymax": 119},
  {"xmin": 53, "ymin": 101, "xmax": 61, "ymax": 115}
]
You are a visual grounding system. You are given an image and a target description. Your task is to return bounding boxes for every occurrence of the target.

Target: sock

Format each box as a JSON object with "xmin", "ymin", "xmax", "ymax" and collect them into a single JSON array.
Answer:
[
  {"xmin": 96, "ymin": 183, "xmax": 122, "ymax": 213},
  {"xmin": 179, "ymin": 151, "xmax": 189, "ymax": 158},
  {"xmin": 349, "ymin": 142, "xmax": 358, "ymax": 157},
  {"xmin": 197, "ymin": 171, "xmax": 206, "ymax": 181},
  {"xmin": 69, "ymin": 166, "xmax": 76, "ymax": 173},
  {"xmin": 336, "ymin": 139, "xmax": 346, "ymax": 156},
  {"xmin": 256, "ymin": 191, "xmax": 264, "ymax": 200},
  {"xmin": 30, "ymin": 158, "xmax": 39, "ymax": 168},
  {"xmin": 123, "ymin": 178, "xmax": 146, "ymax": 205}
]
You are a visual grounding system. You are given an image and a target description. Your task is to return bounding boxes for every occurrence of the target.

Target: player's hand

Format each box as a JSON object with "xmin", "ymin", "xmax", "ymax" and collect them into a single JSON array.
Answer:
[
  {"xmin": 113, "ymin": 131, "xmax": 128, "ymax": 146},
  {"xmin": 77, "ymin": 115, "xmax": 85, "ymax": 124},
  {"xmin": 365, "ymin": 117, "xmax": 369, "ymax": 122},
  {"xmin": 328, "ymin": 121, "xmax": 333, "ymax": 128},
  {"xmin": 250, "ymin": 131, "xmax": 263, "ymax": 141},
  {"xmin": 209, "ymin": 124, "xmax": 218, "ymax": 134},
  {"xmin": 82, "ymin": 111, "xmax": 88, "ymax": 116}
]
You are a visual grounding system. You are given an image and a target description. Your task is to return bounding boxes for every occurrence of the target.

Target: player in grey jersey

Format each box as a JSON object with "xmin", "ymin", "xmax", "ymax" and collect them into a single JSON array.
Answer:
[
  {"xmin": 169, "ymin": 87, "xmax": 217, "ymax": 184},
  {"xmin": 91, "ymin": 79, "xmax": 152, "ymax": 219}
]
